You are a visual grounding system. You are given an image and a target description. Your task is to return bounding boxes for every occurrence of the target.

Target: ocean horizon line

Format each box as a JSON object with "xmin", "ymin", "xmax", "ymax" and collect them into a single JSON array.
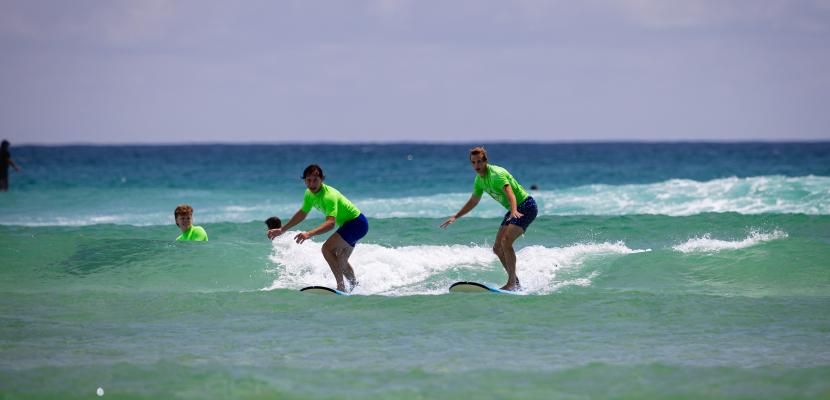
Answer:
[{"xmin": 9, "ymin": 139, "xmax": 830, "ymax": 147}]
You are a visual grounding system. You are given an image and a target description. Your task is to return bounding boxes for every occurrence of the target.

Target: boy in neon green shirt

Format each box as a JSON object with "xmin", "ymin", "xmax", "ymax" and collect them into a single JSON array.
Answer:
[
  {"xmin": 267, "ymin": 164, "xmax": 368, "ymax": 292},
  {"xmin": 174, "ymin": 204, "xmax": 208, "ymax": 241},
  {"xmin": 441, "ymin": 147, "xmax": 537, "ymax": 291}
]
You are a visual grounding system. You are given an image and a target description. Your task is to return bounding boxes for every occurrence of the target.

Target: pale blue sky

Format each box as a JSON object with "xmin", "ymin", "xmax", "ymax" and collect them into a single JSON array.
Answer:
[{"xmin": 1, "ymin": 0, "xmax": 829, "ymax": 144}]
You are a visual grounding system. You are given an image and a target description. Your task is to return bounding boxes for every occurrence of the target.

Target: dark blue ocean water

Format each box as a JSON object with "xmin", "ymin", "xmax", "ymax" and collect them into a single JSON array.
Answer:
[{"xmin": 8, "ymin": 142, "xmax": 830, "ymax": 192}]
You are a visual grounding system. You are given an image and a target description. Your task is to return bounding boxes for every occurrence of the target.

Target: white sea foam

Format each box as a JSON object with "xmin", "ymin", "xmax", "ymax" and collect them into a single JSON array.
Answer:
[
  {"xmin": 548, "ymin": 175, "xmax": 830, "ymax": 216},
  {"xmin": 2, "ymin": 175, "xmax": 827, "ymax": 226},
  {"xmin": 263, "ymin": 232, "xmax": 648, "ymax": 296},
  {"xmin": 358, "ymin": 175, "xmax": 830, "ymax": 218},
  {"xmin": 672, "ymin": 230, "xmax": 788, "ymax": 253}
]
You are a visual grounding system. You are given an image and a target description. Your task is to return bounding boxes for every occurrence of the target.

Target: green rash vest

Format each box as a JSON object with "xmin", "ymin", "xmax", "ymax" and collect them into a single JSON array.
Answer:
[
  {"xmin": 473, "ymin": 164, "xmax": 529, "ymax": 210},
  {"xmin": 176, "ymin": 225, "xmax": 208, "ymax": 241},
  {"xmin": 301, "ymin": 183, "xmax": 361, "ymax": 227}
]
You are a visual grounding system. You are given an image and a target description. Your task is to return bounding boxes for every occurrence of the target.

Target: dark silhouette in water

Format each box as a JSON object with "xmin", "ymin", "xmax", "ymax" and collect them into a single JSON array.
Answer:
[{"xmin": 1, "ymin": 140, "xmax": 21, "ymax": 192}]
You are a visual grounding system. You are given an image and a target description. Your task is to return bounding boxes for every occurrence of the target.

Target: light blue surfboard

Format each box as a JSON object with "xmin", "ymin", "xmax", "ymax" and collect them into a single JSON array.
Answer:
[
  {"xmin": 448, "ymin": 281, "xmax": 519, "ymax": 294},
  {"xmin": 300, "ymin": 286, "xmax": 350, "ymax": 296}
]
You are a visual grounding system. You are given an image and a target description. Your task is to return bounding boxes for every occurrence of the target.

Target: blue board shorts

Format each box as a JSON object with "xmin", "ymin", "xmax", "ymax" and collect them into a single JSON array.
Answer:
[
  {"xmin": 500, "ymin": 196, "xmax": 537, "ymax": 232},
  {"xmin": 336, "ymin": 213, "xmax": 369, "ymax": 247}
]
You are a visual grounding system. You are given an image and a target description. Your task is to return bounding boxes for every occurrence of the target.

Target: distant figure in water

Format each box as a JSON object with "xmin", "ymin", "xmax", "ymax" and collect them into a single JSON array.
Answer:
[
  {"xmin": 265, "ymin": 216, "xmax": 282, "ymax": 230},
  {"xmin": 174, "ymin": 204, "xmax": 208, "ymax": 241},
  {"xmin": 1, "ymin": 140, "xmax": 22, "ymax": 192},
  {"xmin": 267, "ymin": 164, "xmax": 368, "ymax": 293},
  {"xmin": 530, "ymin": 184, "xmax": 539, "ymax": 191},
  {"xmin": 441, "ymin": 146, "xmax": 538, "ymax": 291}
]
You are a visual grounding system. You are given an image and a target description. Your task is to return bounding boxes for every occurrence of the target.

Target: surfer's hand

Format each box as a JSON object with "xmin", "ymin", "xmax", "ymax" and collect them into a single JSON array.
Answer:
[
  {"xmin": 510, "ymin": 210, "xmax": 524, "ymax": 220},
  {"xmin": 440, "ymin": 216, "xmax": 456, "ymax": 228},
  {"xmin": 294, "ymin": 231, "xmax": 311, "ymax": 244},
  {"xmin": 267, "ymin": 228, "xmax": 283, "ymax": 240}
]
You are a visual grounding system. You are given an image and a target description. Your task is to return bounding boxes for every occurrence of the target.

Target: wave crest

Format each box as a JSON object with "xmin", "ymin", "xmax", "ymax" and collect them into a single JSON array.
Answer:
[
  {"xmin": 2, "ymin": 175, "xmax": 827, "ymax": 226},
  {"xmin": 264, "ymin": 232, "xmax": 648, "ymax": 296},
  {"xmin": 361, "ymin": 175, "xmax": 830, "ymax": 218},
  {"xmin": 672, "ymin": 230, "xmax": 788, "ymax": 253}
]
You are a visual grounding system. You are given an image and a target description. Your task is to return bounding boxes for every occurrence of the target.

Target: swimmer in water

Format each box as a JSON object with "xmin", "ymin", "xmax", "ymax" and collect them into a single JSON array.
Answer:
[{"xmin": 174, "ymin": 204, "xmax": 208, "ymax": 241}]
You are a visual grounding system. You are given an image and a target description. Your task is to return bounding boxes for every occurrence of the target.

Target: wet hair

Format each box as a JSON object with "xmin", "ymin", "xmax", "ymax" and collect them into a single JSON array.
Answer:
[
  {"xmin": 174, "ymin": 204, "xmax": 193, "ymax": 218},
  {"xmin": 469, "ymin": 146, "xmax": 488, "ymax": 161},
  {"xmin": 1, "ymin": 140, "xmax": 8, "ymax": 152},
  {"xmin": 265, "ymin": 216, "xmax": 282, "ymax": 230},
  {"xmin": 302, "ymin": 164, "xmax": 325, "ymax": 180}
]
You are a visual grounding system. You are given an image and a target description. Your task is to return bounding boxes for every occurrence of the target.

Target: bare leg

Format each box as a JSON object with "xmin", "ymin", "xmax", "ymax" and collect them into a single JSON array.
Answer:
[
  {"xmin": 337, "ymin": 247, "xmax": 356, "ymax": 290},
  {"xmin": 497, "ymin": 224, "xmax": 525, "ymax": 291},
  {"xmin": 322, "ymin": 233, "xmax": 356, "ymax": 292},
  {"xmin": 321, "ymin": 241, "xmax": 345, "ymax": 291},
  {"xmin": 341, "ymin": 259, "xmax": 357, "ymax": 290},
  {"xmin": 493, "ymin": 225, "xmax": 508, "ymax": 272}
]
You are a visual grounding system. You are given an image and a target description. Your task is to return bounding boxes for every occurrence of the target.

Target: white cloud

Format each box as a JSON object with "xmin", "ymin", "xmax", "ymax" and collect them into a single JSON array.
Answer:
[
  {"xmin": 0, "ymin": 0, "xmax": 179, "ymax": 46},
  {"xmin": 97, "ymin": 0, "xmax": 178, "ymax": 46},
  {"xmin": 369, "ymin": 0, "xmax": 411, "ymax": 18},
  {"xmin": 609, "ymin": 0, "xmax": 827, "ymax": 31}
]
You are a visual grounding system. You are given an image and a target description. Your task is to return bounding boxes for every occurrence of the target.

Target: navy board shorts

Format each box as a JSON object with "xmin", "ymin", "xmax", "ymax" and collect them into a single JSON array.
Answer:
[
  {"xmin": 336, "ymin": 213, "xmax": 369, "ymax": 247},
  {"xmin": 501, "ymin": 196, "xmax": 538, "ymax": 232}
]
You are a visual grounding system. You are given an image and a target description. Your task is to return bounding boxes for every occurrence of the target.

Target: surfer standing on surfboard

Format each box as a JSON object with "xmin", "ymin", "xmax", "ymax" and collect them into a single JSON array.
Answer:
[
  {"xmin": 267, "ymin": 164, "xmax": 368, "ymax": 293},
  {"xmin": 440, "ymin": 147, "xmax": 537, "ymax": 291}
]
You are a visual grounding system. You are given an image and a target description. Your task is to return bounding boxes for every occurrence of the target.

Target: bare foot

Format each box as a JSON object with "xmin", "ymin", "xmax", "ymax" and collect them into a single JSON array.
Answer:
[
  {"xmin": 500, "ymin": 278, "xmax": 521, "ymax": 292},
  {"xmin": 347, "ymin": 278, "xmax": 359, "ymax": 293}
]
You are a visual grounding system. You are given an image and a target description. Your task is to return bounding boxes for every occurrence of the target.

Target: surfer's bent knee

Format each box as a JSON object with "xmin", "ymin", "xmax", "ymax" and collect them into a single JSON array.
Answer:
[{"xmin": 492, "ymin": 243, "xmax": 503, "ymax": 256}]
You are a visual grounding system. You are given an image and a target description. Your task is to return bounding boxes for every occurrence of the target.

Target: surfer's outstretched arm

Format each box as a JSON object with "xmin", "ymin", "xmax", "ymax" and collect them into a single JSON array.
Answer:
[
  {"xmin": 440, "ymin": 195, "xmax": 481, "ymax": 228},
  {"xmin": 267, "ymin": 209, "xmax": 307, "ymax": 239},
  {"xmin": 294, "ymin": 216, "xmax": 335, "ymax": 244}
]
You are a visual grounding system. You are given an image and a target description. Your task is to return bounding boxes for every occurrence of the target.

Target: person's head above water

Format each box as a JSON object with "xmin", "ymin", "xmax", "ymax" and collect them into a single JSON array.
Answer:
[
  {"xmin": 302, "ymin": 164, "xmax": 325, "ymax": 193},
  {"xmin": 265, "ymin": 216, "xmax": 282, "ymax": 230},
  {"xmin": 1, "ymin": 140, "xmax": 9, "ymax": 152},
  {"xmin": 174, "ymin": 204, "xmax": 194, "ymax": 233},
  {"xmin": 469, "ymin": 146, "xmax": 489, "ymax": 176}
]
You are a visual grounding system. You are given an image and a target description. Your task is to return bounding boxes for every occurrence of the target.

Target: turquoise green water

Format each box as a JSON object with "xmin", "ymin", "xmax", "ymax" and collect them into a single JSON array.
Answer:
[
  {"xmin": 1, "ymin": 144, "xmax": 829, "ymax": 398},
  {"xmin": 2, "ymin": 215, "xmax": 829, "ymax": 398},
  {"xmin": 3, "ymin": 292, "xmax": 829, "ymax": 399}
]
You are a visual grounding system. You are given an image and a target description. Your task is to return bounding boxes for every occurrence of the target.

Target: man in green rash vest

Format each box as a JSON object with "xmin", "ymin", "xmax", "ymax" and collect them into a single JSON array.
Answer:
[
  {"xmin": 441, "ymin": 146, "xmax": 538, "ymax": 291},
  {"xmin": 174, "ymin": 204, "xmax": 208, "ymax": 241},
  {"xmin": 267, "ymin": 164, "xmax": 369, "ymax": 293}
]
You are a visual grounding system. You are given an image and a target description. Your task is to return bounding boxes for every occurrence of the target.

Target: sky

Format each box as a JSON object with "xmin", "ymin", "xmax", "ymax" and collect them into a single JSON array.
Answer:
[{"xmin": 1, "ymin": 0, "xmax": 829, "ymax": 144}]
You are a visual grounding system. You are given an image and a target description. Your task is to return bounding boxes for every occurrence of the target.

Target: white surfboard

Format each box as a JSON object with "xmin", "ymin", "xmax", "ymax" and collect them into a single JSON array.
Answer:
[
  {"xmin": 448, "ymin": 281, "xmax": 519, "ymax": 294},
  {"xmin": 300, "ymin": 286, "xmax": 350, "ymax": 296}
]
